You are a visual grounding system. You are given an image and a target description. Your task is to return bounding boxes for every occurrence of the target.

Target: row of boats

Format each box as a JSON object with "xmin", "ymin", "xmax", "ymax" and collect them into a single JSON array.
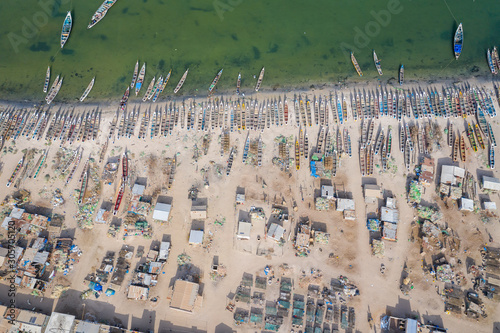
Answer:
[
  {"xmin": 351, "ymin": 51, "xmax": 404, "ymax": 85},
  {"xmin": 0, "ymin": 107, "xmax": 100, "ymax": 146},
  {"xmin": 43, "ymin": 66, "xmax": 95, "ymax": 104},
  {"xmin": 487, "ymin": 46, "xmax": 500, "ymax": 75}
]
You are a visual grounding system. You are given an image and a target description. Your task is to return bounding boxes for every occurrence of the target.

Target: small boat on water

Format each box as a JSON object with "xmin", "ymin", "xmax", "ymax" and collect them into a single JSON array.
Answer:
[
  {"xmin": 151, "ymin": 76, "xmax": 164, "ymax": 103},
  {"xmin": 255, "ymin": 67, "xmax": 265, "ymax": 92},
  {"xmin": 209, "ymin": 69, "xmax": 223, "ymax": 93},
  {"xmin": 43, "ymin": 66, "xmax": 50, "ymax": 93},
  {"xmin": 174, "ymin": 69, "xmax": 189, "ymax": 94},
  {"xmin": 45, "ymin": 75, "xmax": 59, "ymax": 101},
  {"xmin": 61, "ymin": 11, "xmax": 72, "ymax": 48},
  {"xmin": 158, "ymin": 70, "xmax": 171, "ymax": 97},
  {"xmin": 236, "ymin": 73, "xmax": 241, "ymax": 95},
  {"xmin": 143, "ymin": 76, "xmax": 156, "ymax": 102},
  {"xmin": 454, "ymin": 23, "xmax": 463, "ymax": 60},
  {"xmin": 487, "ymin": 49, "xmax": 498, "ymax": 74},
  {"xmin": 492, "ymin": 47, "xmax": 500, "ymax": 73},
  {"xmin": 399, "ymin": 65, "xmax": 404, "ymax": 85},
  {"xmin": 351, "ymin": 52, "xmax": 363, "ymax": 76},
  {"xmin": 490, "ymin": 145, "xmax": 495, "ymax": 169},
  {"xmin": 80, "ymin": 77, "xmax": 95, "ymax": 102},
  {"xmin": 88, "ymin": 0, "xmax": 117, "ymax": 29},
  {"xmin": 373, "ymin": 50, "xmax": 383, "ymax": 75},
  {"xmin": 135, "ymin": 63, "xmax": 146, "ymax": 95},
  {"xmin": 46, "ymin": 77, "xmax": 63, "ymax": 104},
  {"xmin": 130, "ymin": 60, "xmax": 139, "ymax": 88}
]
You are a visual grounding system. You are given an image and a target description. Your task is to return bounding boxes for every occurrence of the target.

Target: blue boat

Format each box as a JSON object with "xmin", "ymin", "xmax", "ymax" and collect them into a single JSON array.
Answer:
[
  {"xmin": 454, "ymin": 23, "xmax": 463, "ymax": 59},
  {"xmin": 60, "ymin": 11, "xmax": 72, "ymax": 48}
]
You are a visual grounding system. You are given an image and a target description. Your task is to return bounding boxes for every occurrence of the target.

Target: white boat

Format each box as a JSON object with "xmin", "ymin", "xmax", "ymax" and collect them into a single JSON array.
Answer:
[
  {"xmin": 88, "ymin": 0, "xmax": 117, "ymax": 29},
  {"xmin": 80, "ymin": 77, "xmax": 95, "ymax": 102},
  {"xmin": 174, "ymin": 69, "xmax": 189, "ymax": 94},
  {"xmin": 61, "ymin": 11, "xmax": 72, "ymax": 48},
  {"xmin": 255, "ymin": 67, "xmax": 265, "ymax": 92}
]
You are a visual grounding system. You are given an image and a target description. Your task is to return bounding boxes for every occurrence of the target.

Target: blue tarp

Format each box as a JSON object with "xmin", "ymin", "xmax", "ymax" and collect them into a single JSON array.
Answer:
[
  {"xmin": 310, "ymin": 161, "xmax": 319, "ymax": 178},
  {"xmin": 88, "ymin": 281, "xmax": 103, "ymax": 292}
]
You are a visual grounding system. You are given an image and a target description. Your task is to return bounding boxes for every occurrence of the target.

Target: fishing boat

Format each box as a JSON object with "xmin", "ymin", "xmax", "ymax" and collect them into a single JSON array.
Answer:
[
  {"xmin": 45, "ymin": 75, "xmax": 60, "ymax": 101},
  {"xmin": 88, "ymin": 0, "xmax": 117, "ymax": 29},
  {"xmin": 80, "ymin": 77, "xmax": 95, "ymax": 102},
  {"xmin": 452, "ymin": 133, "xmax": 459, "ymax": 162},
  {"xmin": 257, "ymin": 135, "xmax": 263, "ymax": 166},
  {"xmin": 32, "ymin": 149, "xmax": 48, "ymax": 179},
  {"xmin": 488, "ymin": 123, "xmax": 497, "ymax": 147},
  {"xmin": 295, "ymin": 137, "xmax": 300, "ymax": 170},
  {"xmin": 113, "ymin": 185, "xmax": 124, "ymax": 214},
  {"xmin": 242, "ymin": 134, "xmax": 250, "ymax": 163},
  {"xmin": 360, "ymin": 148, "xmax": 366, "ymax": 176},
  {"xmin": 174, "ymin": 69, "xmax": 189, "ymax": 94},
  {"xmin": 351, "ymin": 52, "xmax": 363, "ymax": 76},
  {"xmin": 6, "ymin": 157, "xmax": 24, "ymax": 187},
  {"xmin": 304, "ymin": 131, "xmax": 309, "ymax": 157},
  {"xmin": 399, "ymin": 65, "xmax": 404, "ymax": 85},
  {"xmin": 346, "ymin": 129, "xmax": 352, "ymax": 158},
  {"xmin": 386, "ymin": 128, "xmax": 392, "ymax": 158},
  {"xmin": 43, "ymin": 66, "xmax": 50, "ymax": 93},
  {"xmin": 119, "ymin": 87, "xmax": 130, "ymax": 111},
  {"xmin": 374, "ymin": 130, "xmax": 384, "ymax": 155},
  {"xmin": 46, "ymin": 77, "xmax": 63, "ymax": 104},
  {"xmin": 60, "ymin": 11, "xmax": 72, "ymax": 48},
  {"xmin": 460, "ymin": 132, "xmax": 466, "ymax": 161},
  {"xmin": 226, "ymin": 148, "xmax": 234, "ymax": 175},
  {"xmin": 209, "ymin": 69, "xmax": 223, "ymax": 93},
  {"xmin": 317, "ymin": 127, "xmax": 325, "ymax": 154},
  {"xmin": 284, "ymin": 97, "xmax": 289, "ymax": 125},
  {"xmin": 487, "ymin": 49, "xmax": 497, "ymax": 74},
  {"xmin": 493, "ymin": 47, "xmax": 500, "ymax": 73},
  {"xmin": 448, "ymin": 123, "xmax": 453, "ymax": 147},
  {"xmin": 158, "ymin": 70, "xmax": 171, "ymax": 96},
  {"xmin": 151, "ymin": 76, "xmax": 164, "ymax": 103},
  {"xmin": 122, "ymin": 151, "xmax": 128, "ymax": 181},
  {"xmin": 135, "ymin": 63, "xmax": 146, "ymax": 95},
  {"xmin": 142, "ymin": 76, "xmax": 156, "ymax": 102},
  {"xmin": 467, "ymin": 122, "xmax": 477, "ymax": 151},
  {"xmin": 475, "ymin": 124, "xmax": 485, "ymax": 149},
  {"xmin": 236, "ymin": 73, "xmax": 241, "ymax": 95},
  {"xmin": 78, "ymin": 165, "xmax": 88, "ymax": 204},
  {"xmin": 404, "ymin": 140, "xmax": 410, "ymax": 171},
  {"xmin": 490, "ymin": 145, "xmax": 495, "ymax": 169},
  {"xmin": 255, "ymin": 67, "xmax": 265, "ymax": 92},
  {"xmin": 367, "ymin": 120, "xmax": 374, "ymax": 146},
  {"xmin": 130, "ymin": 61, "xmax": 139, "ymax": 88},
  {"xmin": 373, "ymin": 50, "xmax": 383, "ymax": 75},
  {"xmin": 454, "ymin": 23, "xmax": 463, "ymax": 60}
]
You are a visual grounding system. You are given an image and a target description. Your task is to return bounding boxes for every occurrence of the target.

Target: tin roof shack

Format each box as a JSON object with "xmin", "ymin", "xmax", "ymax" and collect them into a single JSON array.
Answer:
[
  {"xmin": 128, "ymin": 183, "xmax": 151, "ymax": 216},
  {"xmin": 189, "ymin": 230, "xmax": 204, "ymax": 245},
  {"xmin": 170, "ymin": 279, "xmax": 202, "ymax": 313},
  {"xmin": 321, "ymin": 185, "xmax": 334, "ymax": 199},
  {"xmin": 237, "ymin": 221, "xmax": 252, "ymax": 240},
  {"xmin": 152, "ymin": 202, "xmax": 171, "ymax": 222},
  {"xmin": 481, "ymin": 247, "xmax": 500, "ymax": 302},
  {"xmin": 127, "ymin": 285, "xmax": 149, "ymax": 300},
  {"xmin": 482, "ymin": 176, "xmax": 500, "ymax": 192},
  {"xmin": 74, "ymin": 320, "xmax": 101, "ymax": 333},
  {"xmin": 440, "ymin": 165, "xmax": 465, "ymax": 186},
  {"xmin": 190, "ymin": 204, "xmax": 207, "ymax": 220},
  {"xmin": 483, "ymin": 201, "xmax": 497, "ymax": 211},
  {"xmin": 443, "ymin": 284, "xmax": 464, "ymax": 314},
  {"xmin": 381, "ymin": 197, "xmax": 399, "ymax": 241},
  {"xmin": 419, "ymin": 157, "xmax": 435, "ymax": 186},
  {"xmin": 267, "ymin": 223, "xmax": 285, "ymax": 242},
  {"xmin": 380, "ymin": 316, "xmax": 421, "ymax": 333},
  {"xmin": 45, "ymin": 312, "xmax": 75, "ymax": 333},
  {"xmin": 236, "ymin": 193, "xmax": 245, "ymax": 205},
  {"xmin": 459, "ymin": 198, "xmax": 474, "ymax": 212},
  {"xmin": 158, "ymin": 241, "xmax": 171, "ymax": 262}
]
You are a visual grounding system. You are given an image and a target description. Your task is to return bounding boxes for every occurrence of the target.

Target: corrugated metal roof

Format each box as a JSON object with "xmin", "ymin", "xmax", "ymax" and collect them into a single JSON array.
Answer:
[
  {"xmin": 170, "ymin": 280, "xmax": 199, "ymax": 312},
  {"xmin": 189, "ymin": 230, "xmax": 204, "ymax": 244},
  {"xmin": 153, "ymin": 203, "xmax": 171, "ymax": 221},
  {"xmin": 336, "ymin": 198, "xmax": 355, "ymax": 211},
  {"xmin": 380, "ymin": 207, "xmax": 399, "ymax": 224},
  {"xmin": 483, "ymin": 176, "xmax": 500, "ymax": 191}
]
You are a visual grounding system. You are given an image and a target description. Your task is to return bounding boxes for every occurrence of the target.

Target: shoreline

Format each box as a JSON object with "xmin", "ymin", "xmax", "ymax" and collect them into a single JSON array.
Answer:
[{"xmin": 1, "ymin": 74, "xmax": 499, "ymax": 109}]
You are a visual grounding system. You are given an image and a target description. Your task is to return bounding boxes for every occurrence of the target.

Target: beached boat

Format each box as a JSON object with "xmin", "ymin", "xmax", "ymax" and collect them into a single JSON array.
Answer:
[
  {"xmin": 88, "ymin": 0, "xmax": 117, "ymax": 29},
  {"xmin": 130, "ymin": 61, "xmax": 139, "ymax": 88},
  {"xmin": 284, "ymin": 96, "xmax": 289, "ymax": 125},
  {"xmin": 158, "ymin": 70, "xmax": 171, "ymax": 96},
  {"xmin": 448, "ymin": 123, "xmax": 453, "ymax": 147},
  {"xmin": 242, "ymin": 134, "xmax": 250, "ymax": 163},
  {"xmin": 360, "ymin": 148, "xmax": 366, "ymax": 176},
  {"xmin": 226, "ymin": 148, "xmax": 234, "ymax": 175},
  {"xmin": 257, "ymin": 135, "xmax": 263, "ymax": 167},
  {"xmin": 373, "ymin": 50, "xmax": 383, "ymax": 75},
  {"xmin": 467, "ymin": 122, "xmax": 477, "ymax": 151},
  {"xmin": 381, "ymin": 139, "xmax": 387, "ymax": 171},
  {"xmin": 386, "ymin": 128, "xmax": 392, "ymax": 158},
  {"xmin": 43, "ymin": 66, "xmax": 50, "ymax": 93},
  {"xmin": 60, "ymin": 11, "xmax": 72, "ymax": 48},
  {"xmin": 452, "ymin": 133, "xmax": 459, "ymax": 162},
  {"xmin": 255, "ymin": 67, "xmax": 265, "ymax": 92},
  {"xmin": 151, "ymin": 77, "xmax": 164, "ymax": 102},
  {"xmin": 460, "ymin": 132, "xmax": 466, "ymax": 161},
  {"xmin": 317, "ymin": 127, "xmax": 325, "ymax": 154},
  {"xmin": 346, "ymin": 129, "xmax": 352, "ymax": 158},
  {"xmin": 135, "ymin": 63, "xmax": 146, "ymax": 95},
  {"xmin": 119, "ymin": 87, "xmax": 130, "ymax": 111},
  {"xmin": 113, "ymin": 185, "xmax": 124, "ymax": 214},
  {"xmin": 209, "ymin": 69, "xmax": 223, "ymax": 93},
  {"xmin": 367, "ymin": 120, "xmax": 374, "ymax": 146},
  {"xmin": 122, "ymin": 151, "xmax": 128, "ymax": 181},
  {"xmin": 45, "ymin": 75, "xmax": 59, "ymax": 101},
  {"xmin": 142, "ymin": 76, "xmax": 156, "ymax": 102},
  {"xmin": 490, "ymin": 145, "xmax": 495, "ymax": 169},
  {"xmin": 399, "ymin": 65, "xmax": 404, "ymax": 85},
  {"xmin": 80, "ymin": 77, "xmax": 95, "ymax": 102},
  {"xmin": 304, "ymin": 131, "xmax": 309, "ymax": 157},
  {"xmin": 374, "ymin": 130, "xmax": 384, "ymax": 155},
  {"xmin": 475, "ymin": 124, "xmax": 485, "ymax": 149},
  {"xmin": 6, "ymin": 157, "xmax": 24, "ymax": 187},
  {"xmin": 488, "ymin": 123, "xmax": 497, "ymax": 147},
  {"xmin": 487, "ymin": 49, "xmax": 497, "ymax": 74},
  {"xmin": 404, "ymin": 140, "xmax": 410, "ymax": 171},
  {"xmin": 295, "ymin": 137, "xmax": 300, "ymax": 170},
  {"xmin": 236, "ymin": 73, "xmax": 241, "ymax": 95},
  {"xmin": 454, "ymin": 23, "xmax": 463, "ymax": 59},
  {"xmin": 78, "ymin": 164, "xmax": 88, "ymax": 204},
  {"xmin": 174, "ymin": 69, "xmax": 189, "ymax": 94},
  {"xmin": 32, "ymin": 149, "xmax": 48, "ymax": 179},
  {"xmin": 351, "ymin": 52, "xmax": 363, "ymax": 76}
]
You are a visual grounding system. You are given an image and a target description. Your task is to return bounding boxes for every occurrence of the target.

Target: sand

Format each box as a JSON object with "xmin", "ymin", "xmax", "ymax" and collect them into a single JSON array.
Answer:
[{"xmin": 0, "ymin": 77, "xmax": 499, "ymax": 333}]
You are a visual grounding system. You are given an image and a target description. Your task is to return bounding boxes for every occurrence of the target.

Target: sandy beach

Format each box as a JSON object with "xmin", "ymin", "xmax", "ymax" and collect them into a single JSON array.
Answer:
[{"xmin": 0, "ymin": 77, "xmax": 500, "ymax": 333}]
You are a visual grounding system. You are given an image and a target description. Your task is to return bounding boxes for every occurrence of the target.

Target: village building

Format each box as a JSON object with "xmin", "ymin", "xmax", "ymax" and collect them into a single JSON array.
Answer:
[
  {"xmin": 482, "ymin": 176, "xmax": 500, "ymax": 191},
  {"xmin": 152, "ymin": 202, "xmax": 171, "ymax": 222},
  {"xmin": 237, "ymin": 220, "xmax": 252, "ymax": 240},
  {"xmin": 170, "ymin": 280, "xmax": 202, "ymax": 313},
  {"xmin": 189, "ymin": 230, "xmax": 204, "ymax": 245}
]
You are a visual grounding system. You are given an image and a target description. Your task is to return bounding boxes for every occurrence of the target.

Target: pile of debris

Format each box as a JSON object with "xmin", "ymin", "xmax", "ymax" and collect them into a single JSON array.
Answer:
[
  {"xmin": 408, "ymin": 180, "xmax": 423, "ymax": 204},
  {"xmin": 177, "ymin": 253, "xmax": 191, "ymax": 266},
  {"xmin": 50, "ymin": 189, "xmax": 64, "ymax": 207},
  {"xmin": 371, "ymin": 240, "xmax": 385, "ymax": 258},
  {"xmin": 416, "ymin": 205, "xmax": 442, "ymax": 222}
]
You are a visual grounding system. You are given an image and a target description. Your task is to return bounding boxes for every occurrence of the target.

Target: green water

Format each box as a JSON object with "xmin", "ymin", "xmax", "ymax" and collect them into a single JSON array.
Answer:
[{"xmin": 0, "ymin": 0, "xmax": 499, "ymax": 102}]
